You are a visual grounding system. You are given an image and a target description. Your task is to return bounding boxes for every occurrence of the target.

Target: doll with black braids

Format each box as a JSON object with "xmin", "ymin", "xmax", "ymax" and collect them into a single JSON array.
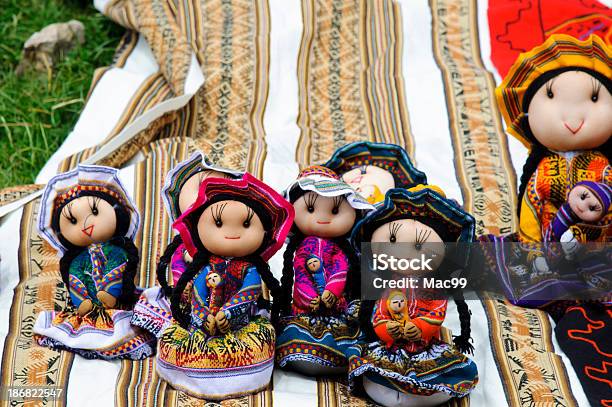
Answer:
[
  {"xmin": 346, "ymin": 186, "xmax": 478, "ymax": 406},
  {"xmin": 33, "ymin": 165, "xmax": 154, "ymax": 361},
  {"xmin": 156, "ymin": 173, "xmax": 293, "ymax": 400},
  {"xmin": 131, "ymin": 151, "xmax": 242, "ymax": 337},
  {"xmin": 478, "ymin": 34, "xmax": 611, "ymax": 309},
  {"xmin": 275, "ymin": 166, "xmax": 374, "ymax": 377}
]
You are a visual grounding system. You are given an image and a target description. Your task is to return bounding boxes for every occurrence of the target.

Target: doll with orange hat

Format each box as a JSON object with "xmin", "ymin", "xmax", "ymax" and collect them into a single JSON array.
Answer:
[
  {"xmin": 33, "ymin": 165, "xmax": 154, "ymax": 359},
  {"xmin": 275, "ymin": 165, "xmax": 374, "ymax": 376},
  {"xmin": 482, "ymin": 34, "xmax": 611, "ymax": 307},
  {"xmin": 156, "ymin": 173, "xmax": 293, "ymax": 399},
  {"xmin": 347, "ymin": 187, "xmax": 478, "ymax": 406}
]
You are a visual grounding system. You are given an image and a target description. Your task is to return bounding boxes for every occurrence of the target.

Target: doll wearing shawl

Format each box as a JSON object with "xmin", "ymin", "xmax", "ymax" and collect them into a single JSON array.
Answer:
[
  {"xmin": 155, "ymin": 173, "xmax": 293, "ymax": 399},
  {"xmin": 347, "ymin": 187, "xmax": 478, "ymax": 407},
  {"xmin": 33, "ymin": 165, "xmax": 154, "ymax": 360},
  {"xmin": 131, "ymin": 152, "xmax": 242, "ymax": 337},
  {"xmin": 275, "ymin": 166, "xmax": 374, "ymax": 376}
]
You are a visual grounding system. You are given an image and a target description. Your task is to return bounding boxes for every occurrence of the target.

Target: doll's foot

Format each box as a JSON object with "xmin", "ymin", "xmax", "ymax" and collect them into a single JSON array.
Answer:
[
  {"xmin": 77, "ymin": 299, "xmax": 94, "ymax": 316},
  {"xmin": 215, "ymin": 311, "xmax": 230, "ymax": 333},
  {"xmin": 96, "ymin": 291, "xmax": 117, "ymax": 308}
]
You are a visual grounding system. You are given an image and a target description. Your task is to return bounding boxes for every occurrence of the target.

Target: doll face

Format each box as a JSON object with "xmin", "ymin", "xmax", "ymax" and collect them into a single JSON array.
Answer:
[
  {"xmin": 527, "ymin": 71, "xmax": 612, "ymax": 151},
  {"xmin": 178, "ymin": 170, "xmax": 231, "ymax": 215},
  {"xmin": 371, "ymin": 219, "xmax": 445, "ymax": 274},
  {"xmin": 206, "ymin": 272, "xmax": 222, "ymax": 287},
  {"xmin": 58, "ymin": 196, "xmax": 117, "ymax": 247},
  {"xmin": 567, "ymin": 185, "xmax": 605, "ymax": 223},
  {"xmin": 388, "ymin": 292, "xmax": 407, "ymax": 313},
  {"xmin": 341, "ymin": 165, "xmax": 394, "ymax": 204},
  {"xmin": 197, "ymin": 200, "xmax": 265, "ymax": 257},
  {"xmin": 306, "ymin": 256, "xmax": 321, "ymax": 272},
  {"xmin": 293, "ymin": 192, "xmax": 357, "ymax": 238}
]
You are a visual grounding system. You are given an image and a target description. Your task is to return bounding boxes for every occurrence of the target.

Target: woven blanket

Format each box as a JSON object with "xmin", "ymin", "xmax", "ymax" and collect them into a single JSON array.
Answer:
[{"xmin": 2, "ymin": 0, "xmax": 609, "ymax": 405}]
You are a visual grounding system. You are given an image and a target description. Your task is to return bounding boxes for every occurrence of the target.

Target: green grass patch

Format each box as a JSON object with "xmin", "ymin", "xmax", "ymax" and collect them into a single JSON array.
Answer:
[{"xmin": 0, "ymin": 0, "xmax": 123, "ymax": 188}]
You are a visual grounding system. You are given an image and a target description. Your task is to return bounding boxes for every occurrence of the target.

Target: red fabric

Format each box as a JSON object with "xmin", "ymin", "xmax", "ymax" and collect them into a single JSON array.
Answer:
[{"xmin": 488, "ymin": 0, "xmax": 612, "ymax": 77}]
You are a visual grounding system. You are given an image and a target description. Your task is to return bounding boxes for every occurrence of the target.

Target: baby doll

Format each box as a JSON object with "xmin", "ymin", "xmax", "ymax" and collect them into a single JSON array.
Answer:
[
  {"xmin": 348, "ymin": 187, "xmax": 478, "ymax": 407},
  {"xmin": 275, "ymin": 165, "xmax": 374, "ymax": 375},
  {"xmin": 33, "ymin": 164, "xmax": 154, "ymax": 360},
  {"xmin": 156, "ymin": 173, "xmax": 293, "ymax": 399},
  {"xmin": 131, "ymin": 152, "xmax": 241, "ymax": 337},
  {"xmin": 325, "ymin": 141, "xmax": 426, "ymax": 204},
  {"xmin": 482, "ymin": 34, "xmax": 611, "ymax": 306}
]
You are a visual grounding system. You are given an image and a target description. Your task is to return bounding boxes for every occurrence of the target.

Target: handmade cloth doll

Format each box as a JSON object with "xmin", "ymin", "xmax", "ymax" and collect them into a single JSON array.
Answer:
[
  {"xmin": 156, "ymin": 173, "xmax": 293, "ymax": 399},
  {"xmin": 33, "ymin": 165, "xmax": 154, "ymax": 360},
  {"xmin": 131, "ymin": 152, "xmax": 242, "ymax": 337},
  {"xmin": 325, "ymin": 141, "xmax": 426, "ymax": 204},
  {"xmin": 481, "ymin": 34, "xmax": 611, "ymax": 307},
  {"xmin": 275, "ymin": 165, "xmax": 374, "ymax": 375},
  {"xmin": 348, "ymin": 187, "xmax": 478, "ymax": 407}
]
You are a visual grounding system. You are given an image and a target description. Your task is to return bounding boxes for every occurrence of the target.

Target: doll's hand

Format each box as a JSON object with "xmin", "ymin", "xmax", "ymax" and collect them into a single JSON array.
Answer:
[
  {"xmin": 96, "ymin": 291, "xmax": 117, "ymax": 308},
  {"xmin": 205, "ymin": 314, "xmax": 217, "ymax": 336},
  {"xmin": 402, "ymin": 322, "xmax": 421, "ymax": 342},
  {"xmin": 215, "ymin": 311, "xmax": 230, "ymax": 333},
  {"xmin": 183, "ymin": 250, "xmax": 193, "ymax": 264},
  {"xmin": 386, "ymin": 321, "xmax": 403, "ymax": 340},
  {"xmin": 321, "ymin": 290, "xmax": 337, "ymax": 308},
  {"xmin": 77, "ymin": 299, "xmax": 93, "ymax": 316},
  {"xmin": 310, "ymin": 296, "xmax": 321, "ymax": 312}
]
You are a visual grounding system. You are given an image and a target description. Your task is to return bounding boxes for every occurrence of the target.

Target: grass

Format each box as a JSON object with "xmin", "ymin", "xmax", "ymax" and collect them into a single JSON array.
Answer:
[{"xmin": 0, "ymin": 0, "xmax": 123, "ymax": 189}]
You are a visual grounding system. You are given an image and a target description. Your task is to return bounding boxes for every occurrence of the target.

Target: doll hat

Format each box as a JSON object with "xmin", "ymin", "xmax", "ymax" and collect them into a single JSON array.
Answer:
[
  {"xmin": 38, "ymin": 164, "xmax": 140, "ymax": 255},
  {"xmin": 173, "ymin": 173, "xmax": 295, "ymax": 261},
  {"xmin": 496, "ymin": 34, "xmax": 612, "ymax": 149},
  {"xmin": 351, "ymin": 186, "xmax": 475, "ymax": 257},
  {"xmin": 324, "ymin": 141, "xmax": 427, "ymax": 189},
  {"xmin": 284, "ymin": 165, "xmax": 375, "ymax": 211},
  {"xmin": 162, "ymin": 151, "xmax": 243, "ymax": 222}
]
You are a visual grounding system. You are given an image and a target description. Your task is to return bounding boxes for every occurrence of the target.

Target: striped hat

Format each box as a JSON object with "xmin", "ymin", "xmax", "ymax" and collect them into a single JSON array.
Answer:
[
  {"xmin": 38, "ymin": 165, "xmax": 140, "ymax": 255},
  {"xmin": 173, "ymin": 173, "xmax": 294, "ymax": 261},
  {"xmin": 351, "ymin": 186, "xmax": 475, "ymax": 265},
  {"xmin": 324, "ymin": 141, "xmax": 427, "ymax": 189},
  {"xmin": 161, "ymin": 151, "xmax": 242, "ymax": 222},
  {"xmin": 496, "ymin": 34, "xmax": 612, "ymax": 149},
  {"xmin": 284, "ymin": 165, "xmax": 374, "ymax": 211}
]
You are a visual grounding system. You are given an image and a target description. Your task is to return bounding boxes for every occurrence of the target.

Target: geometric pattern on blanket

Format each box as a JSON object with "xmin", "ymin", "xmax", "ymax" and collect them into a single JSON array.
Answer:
[
  {"xmin": 0, "ymin": 184, "xmax": 44, "ymax": 209},
  {"xmin": 296, "ymin": 0, "xmax": 415, "ymax": 168},
  {"xmin": 430, "ymin": 1, "xmax": 576, "ymax": 406},
  {"xmin": 0, "ymin": 199, "xmax": 74, "ymax": 407},
  {"xmin": 430, "ymin": 0, "xmax": 517, "ymax": 237}
]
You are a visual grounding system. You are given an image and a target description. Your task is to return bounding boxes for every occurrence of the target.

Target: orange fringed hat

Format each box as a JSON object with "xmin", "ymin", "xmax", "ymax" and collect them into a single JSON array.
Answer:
[{"xmin": 496, "ymin": 34, "xmax": 611, "ymax": 149}]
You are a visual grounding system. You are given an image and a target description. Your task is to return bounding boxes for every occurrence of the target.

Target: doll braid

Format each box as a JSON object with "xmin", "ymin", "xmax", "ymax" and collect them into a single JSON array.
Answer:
[
  {"xmin": 280, "ymin": 229, "xmax": 304, "ymax": 316},
  {"xmin": 516, "ymin": 140, "xmax": 548, "ymax": 218},
  {"xmin": 244, "ymin": 254, "xmax": 282, "ymax": 324},
  {"xmin": 110, "ymin": 236, "xmax": 140, "ymax": 307},
  {"xmin": 156, "ymin": 234, "xmax": 183, "ymax": 297},
  {"xmin": 170, "ymin": 249, "xmax": 211, "ymax": 329},
  {"xmin": 59, "ymin": 249, "xmax": 82, "ymax": 307},
  {"xmin": 452, "ymin": 287, "xmax": 474, "ymax": 355},
  {"xmin": 332, "ymin": 236, "xmax": 361, "ymax": 300}
]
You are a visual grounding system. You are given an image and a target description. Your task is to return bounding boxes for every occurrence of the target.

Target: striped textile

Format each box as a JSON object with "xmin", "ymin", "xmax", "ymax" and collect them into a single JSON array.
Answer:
[{"xmin": 0, "ymin": 0, "xmax": 596, "ymax": 406}]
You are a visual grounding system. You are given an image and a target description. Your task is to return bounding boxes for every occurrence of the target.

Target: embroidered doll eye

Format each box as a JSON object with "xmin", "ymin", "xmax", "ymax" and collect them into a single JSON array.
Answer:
[
  {"xmin": 63, "ymin": 203, "xmax": 78, "ymax": 225},
  {"xmin": 331, "ymin": 196, "xmax": 344, "ymax": 215},
  {"xmin": 591, "ymin": 79, "xmax": 601, "ymax": 103},
  {"xmin": 388, "ymin": 222, "xmax": 401, "ymax": 244},
  {"xmin": 243, "ymin": 207, "xmax": 255, "ymax": 228},
  {"xmin": 303, "ymin": 193, "xmax": 318, "ymax": 214},
  {"xmin": 89, "ymin": 197, "xmax": 100, "ymax": 216},
  {"xmin": 545, "ymin": 81, "xmax": 554, "ymax": 99},
  {"xmin": 360, "ymin": 165, "xmax": 367, "ymax": 175},
  {"xmin": 211, "ymin": 203, "xmax": 227, "ymax": 228},
  {"xmin": 580, "ymin": 192, "xmax": 588, "ymax": 200},
  {"xmin": 415, "ymin": 228, "xmax": 432, "ymax": 251}
]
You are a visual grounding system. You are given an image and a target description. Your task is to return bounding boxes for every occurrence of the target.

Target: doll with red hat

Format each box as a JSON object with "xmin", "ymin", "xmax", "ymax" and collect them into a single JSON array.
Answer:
[{"xmin": 156, "ymin": 173, "xmax": 293, "ymax": 399}]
